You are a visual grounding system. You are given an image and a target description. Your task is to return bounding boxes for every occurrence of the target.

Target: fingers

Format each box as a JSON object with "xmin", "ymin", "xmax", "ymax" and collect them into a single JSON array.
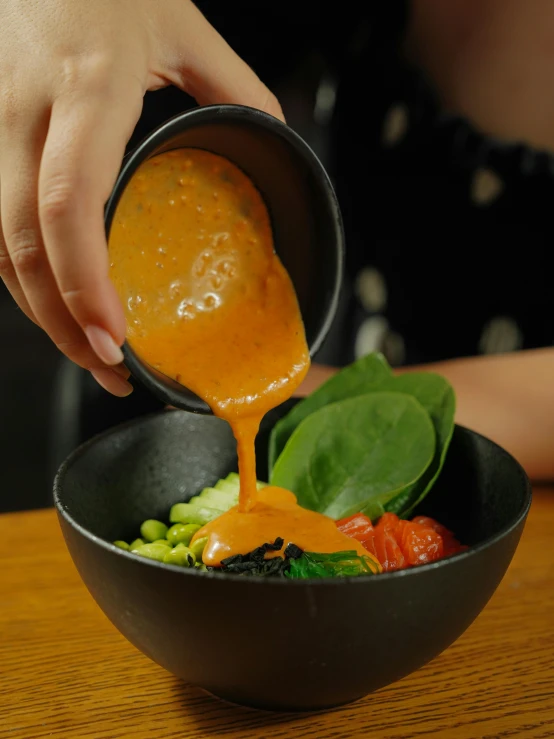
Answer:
[
  {"xmin": 1, "ymin": 118, "xmax": 133, "ymax": 396},
  {"xmin": 38, "ymin": 79, "xmax": 144, "ymax": 361},
  {"xmin": 0, "ymin": 179, "xmax": 39, "ymax": 325},
  {"xmin": 162, "ymin": 1, "xmax": 285, "ymax": 122},
  {"xmin": 91, "ymin": 366, "xmax": 133, "ymax": 397},
  {"xmin": 0, "ymin": 114, "xmax": 114, "ymax": 370},
  {"xmin": 0, "ymin": 75, "xmax": 141, "ymax": 397},
  {"xmin": 1, "ymin": 133, "xmax": 133, "ymax": 395}
]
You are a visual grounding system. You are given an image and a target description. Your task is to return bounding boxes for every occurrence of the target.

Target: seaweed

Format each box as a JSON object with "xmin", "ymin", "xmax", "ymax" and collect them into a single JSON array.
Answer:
[
  {"xmin": 210, "ymin": 538, "xmax": 291, "ymax": 577},
  {"xmin": 207, "ymin": 538, "xmax": 379, "ymax": 579}
]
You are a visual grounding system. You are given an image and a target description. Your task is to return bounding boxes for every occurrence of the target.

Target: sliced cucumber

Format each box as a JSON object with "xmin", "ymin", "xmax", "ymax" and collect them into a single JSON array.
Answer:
[
  {"xmin": 169, "ymin": 502, "xmax": 223, "ymax": 526},
  {"xmin": 213, "ymin": 479, "xmax": 240, "ymax": 494},
  {"xmin": 197, "ymin": 487, "xmax": 238, "ymax": 508},
  {"xmin": 224, "ymin": 472, "xmax": 240, "ymax": 486},
  {"xmin": 217, "ymin": 472, "xmax": 267, "ymax": 491},
  {"xmin": 189, "ymin": 494, "xmax": 226, "ymax": 511},
  {"xmin": 170, "ymin": 474, "xmax": 268, "ymax": 526}
]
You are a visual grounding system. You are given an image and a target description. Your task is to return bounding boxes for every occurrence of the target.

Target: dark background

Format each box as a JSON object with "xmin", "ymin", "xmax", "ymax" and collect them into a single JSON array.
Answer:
[{"xmin": 2, "ymin": 3, "xmax": 551, "ymax": 514}]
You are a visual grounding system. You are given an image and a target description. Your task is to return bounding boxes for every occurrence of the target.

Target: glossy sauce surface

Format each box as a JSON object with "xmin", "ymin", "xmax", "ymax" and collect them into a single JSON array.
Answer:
[
  {"xmin": 109, "ymin": 148, "xmax": 359, "ymax": 564},
  {"xmin": 195, "ymin": 487, "xmax": 371, "ymax": 567}
]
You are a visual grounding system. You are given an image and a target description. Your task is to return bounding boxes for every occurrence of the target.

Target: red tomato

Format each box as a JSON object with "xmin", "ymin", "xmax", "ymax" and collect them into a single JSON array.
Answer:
[
  {"xmin": 372, "ymin": 527, "xmax": 406, "ymax": 572},
  {"xmin": 377, "ymin": 512, "xmax": 402, "ymax": 532},
  {"xmin": 443, "ymin": 540, "xmax": 469, "ymax": 556},
  {"xmin": 411, "ymin": 515, "xmax": 467, "ymax": 557},
  {"xmin": 336, "ymin": 512, "xmax": 375, "ymax": 552},
  {"xmin": 411, "ymin": 515, "xmax": 452, "ymax": 538},
  {"xmin": 400, "ymin": 521, "xmax": 444, "ymax": 565},
  {"xmin": 336, "ymin": 513, "xmax": 374, "ymax": 539},
  {"xmin": 337, "ymin": 510, "xmax": 465, "ymax": 572}
]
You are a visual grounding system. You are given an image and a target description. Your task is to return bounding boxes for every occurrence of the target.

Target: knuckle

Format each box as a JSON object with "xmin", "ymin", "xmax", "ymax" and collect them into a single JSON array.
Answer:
[
  {"xmin": 0, "ymin": 238, "xmax": 12, "ymax": 275},
  {"xmin": 60, "ymin": 51, "xmax": 115, "ymax": 95},
  {"xmin": 0, "ymin": 67, "xmax": 44, "ymax": 131},
  {"xmin": 6, "ymin": 227, "xmax": 44, "ymax": 276},
  {"xmin": 40, "ymin": 177, "xmax": 76, "ymax": 226},
  {"xmin": 0, "ymin": 85, "xmax": 20, "ymax": 130},
  {"xmin": 59, "ymin": 286, "xmax": 88, "ymax": 317}
]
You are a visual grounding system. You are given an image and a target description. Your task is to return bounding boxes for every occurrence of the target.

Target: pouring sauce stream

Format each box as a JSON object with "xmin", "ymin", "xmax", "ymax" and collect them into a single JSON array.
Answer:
[{"xmin": 109, "ymin": 148, "xmax": 372, "ymax": 566}]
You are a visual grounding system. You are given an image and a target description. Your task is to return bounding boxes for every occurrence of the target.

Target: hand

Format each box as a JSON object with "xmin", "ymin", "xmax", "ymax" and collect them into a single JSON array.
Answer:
[{"xmin": 0, "ymin": 0, "xmax": 283, "ymax": 396}]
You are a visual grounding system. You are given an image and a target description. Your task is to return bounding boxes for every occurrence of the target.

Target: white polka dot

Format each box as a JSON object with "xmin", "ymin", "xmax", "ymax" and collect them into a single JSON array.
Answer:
[
  {"xmin": 382, "ymin": 104, "xmax": 409, "ymax": 147},
  {"xmin": 355, "ymin": 267, "xmax": 388, "ymax": 313},
  {"xmin": 479, "ymin": 316, "xmax": 523, "ymax": 355},
  {"xmin": 382, "ymin": 331, "xmax": 406, "ymax": 367},
  {"xmin": 314, "ymin": 75, "xmax": 337, "ymax": 127},
  {"xmin": 470, "ymin": 168, "xmax": 504, "ymax": 207},
  {"xmin": 355, "ymin": 316, "xmax": 389, "ymax": 359}
]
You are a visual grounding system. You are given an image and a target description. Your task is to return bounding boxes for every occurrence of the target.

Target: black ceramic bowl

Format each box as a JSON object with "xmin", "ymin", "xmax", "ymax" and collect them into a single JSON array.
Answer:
[
  {"xmin": 54, "ymin": 406, "xmax": 531, "ymax": 712},
  {"xmin": 104, "ymin": 105, "xmax": 344, "ymax": 413}
]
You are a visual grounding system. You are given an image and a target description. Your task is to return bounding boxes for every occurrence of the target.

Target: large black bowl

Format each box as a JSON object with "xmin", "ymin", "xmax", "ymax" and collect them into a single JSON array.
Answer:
[{"xmin": 54, "ymin": 406, "xmax": 531, "ymax": 711}]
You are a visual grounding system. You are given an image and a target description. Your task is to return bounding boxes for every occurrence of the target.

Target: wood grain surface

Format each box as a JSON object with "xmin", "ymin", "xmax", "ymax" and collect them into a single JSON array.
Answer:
[{"xmin": 1, "ymin": 489, "xmax": 553, "ymax": 739}]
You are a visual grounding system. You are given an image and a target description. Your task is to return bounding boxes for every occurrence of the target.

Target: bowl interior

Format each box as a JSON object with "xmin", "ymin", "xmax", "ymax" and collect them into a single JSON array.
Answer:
[
  {"xmin": 56, "ymin": 406, "xmax": 530, "ymax": 552},
  {"xmin": 104, "ymin": 106, "xmax": 344, "ymax": 413}
]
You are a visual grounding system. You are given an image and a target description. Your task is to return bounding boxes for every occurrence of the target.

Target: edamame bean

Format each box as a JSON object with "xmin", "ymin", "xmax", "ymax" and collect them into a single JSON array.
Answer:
[
  {"xmin": 189, "ymin": 536, "xmax": 209, "ymax": 562},
  {"xmin": 129, "ymin": 538, "xmax": 145, "ymax": 551},
  {"xmin": 169, "ymin": 503, "xmax": 189, "ymax": 524},
  {"xmin": 167, "ymin": 523, "xmax": 201, "ymax": 546},
  {"xmin": 113, "ymin": 540, "xmax": 129, "ymax": 550},
  {"xmin": 133, "ymin": 543, "xmax": 171, "ymax": 562},
  {"xmin": 153, "ymin": 539, "xmax": 172, "ymax": 546},
  {"xmin": 163, "ymin": 546, "xmax": 196, "ymax": 567},
  {"xmin": 140, "ymin": 519, "xmax": 168, "ymax": 542}
]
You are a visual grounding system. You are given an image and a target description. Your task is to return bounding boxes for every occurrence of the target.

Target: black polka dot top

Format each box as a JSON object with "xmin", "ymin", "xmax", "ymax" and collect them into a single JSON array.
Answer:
[{"xmin": 326, "ymin": 3, "xmax": 553, "ymax": 368}]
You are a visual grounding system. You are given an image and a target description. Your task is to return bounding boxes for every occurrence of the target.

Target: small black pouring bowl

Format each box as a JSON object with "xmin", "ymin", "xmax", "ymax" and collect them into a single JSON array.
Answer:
[
  {"xmin": 104, "ymin": 105, "xmax": 344, "ymax": 413},
  {"xmin": 54, "ymin": 405, "xmax": 531, "ymax": 712}
]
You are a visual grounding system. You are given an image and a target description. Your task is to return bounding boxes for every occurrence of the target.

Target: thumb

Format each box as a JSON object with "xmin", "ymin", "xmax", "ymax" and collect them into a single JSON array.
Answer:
[{"xmin": 158, "ymin": 1, "xmax": 285, "ymax": 122}]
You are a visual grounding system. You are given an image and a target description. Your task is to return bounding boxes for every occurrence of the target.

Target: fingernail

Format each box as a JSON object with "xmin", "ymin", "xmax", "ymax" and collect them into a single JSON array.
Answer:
[
  {"xmin": 85, "ymin": 326, "xmax": 124, "ymax": 366},
  {"xmin": 91, "ymin": 368, "xmax": 133, "ymax": 397}
]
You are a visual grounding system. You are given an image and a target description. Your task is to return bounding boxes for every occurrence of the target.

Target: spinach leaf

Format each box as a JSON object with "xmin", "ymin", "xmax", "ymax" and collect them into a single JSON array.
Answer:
[
  {"xmin": 268, "ymin": 352, "xmax": 391, "ymax": 468},
  {"xmin": 382, "ymin": 373, "xmax": 455, "ymax": 517},
  {"xmin": 270, "ymin": 392, "xmax": 436, "ymax": 521},
  {"xmin": 269, "ymin": 353, "xmax": 456, "ymax": 519}
]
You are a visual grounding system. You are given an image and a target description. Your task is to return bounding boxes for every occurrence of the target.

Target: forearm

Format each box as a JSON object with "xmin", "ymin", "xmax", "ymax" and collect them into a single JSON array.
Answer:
[{"xmin": 297, "ymin": 349, "xmax": 554, "ymax": 482}]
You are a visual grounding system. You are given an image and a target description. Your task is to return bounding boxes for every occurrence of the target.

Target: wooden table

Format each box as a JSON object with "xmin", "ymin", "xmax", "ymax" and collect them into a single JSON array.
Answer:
[{"xmin": 1, "ymin": 489, "xmax": 553, "ymax": 739}]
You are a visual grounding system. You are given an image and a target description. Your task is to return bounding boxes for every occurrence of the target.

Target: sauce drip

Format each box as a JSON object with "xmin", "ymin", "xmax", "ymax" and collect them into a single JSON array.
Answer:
[{"xmin": 109, "ymin": 148, "xmax": 362, "ymax": 565}]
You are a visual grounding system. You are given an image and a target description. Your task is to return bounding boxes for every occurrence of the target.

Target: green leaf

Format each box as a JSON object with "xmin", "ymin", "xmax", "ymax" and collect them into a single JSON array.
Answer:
[
  {"xmin": 285, "ymin": 551, "xmax": 380, "ymax": 579},
  {"xmin": 268, "ymin": 353, "xmax": 456, "ymax": 520},
  {"xmin": 270, "ymin": 392, "xmax": 436, "ymax": 521},
  {"xmin": 268, "ymin": 352, "xmax": 392, "ymax": 468},
  {"xmin": 382, "ymin": 373, "xmax": 455, "ymax": 517}
]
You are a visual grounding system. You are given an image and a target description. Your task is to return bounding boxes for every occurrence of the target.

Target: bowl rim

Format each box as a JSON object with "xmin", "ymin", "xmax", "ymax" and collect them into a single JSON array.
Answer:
[
  {"xmin": 53, "ymin": 410, "xmax": 532, "ymax": 586},
  {"xmin": 104, "ymin": 104, "xmax": 345, "ymax": 414}
]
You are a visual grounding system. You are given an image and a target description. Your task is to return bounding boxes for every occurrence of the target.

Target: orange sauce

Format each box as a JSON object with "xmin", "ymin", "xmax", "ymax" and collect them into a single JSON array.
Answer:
[
  {"xmin": 109, "ymin": 148, "xmax": 379, "ymax": 569},
  {"xmin": 196, "ymin": 487, "xmax": 371, "ymax": 566}
]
